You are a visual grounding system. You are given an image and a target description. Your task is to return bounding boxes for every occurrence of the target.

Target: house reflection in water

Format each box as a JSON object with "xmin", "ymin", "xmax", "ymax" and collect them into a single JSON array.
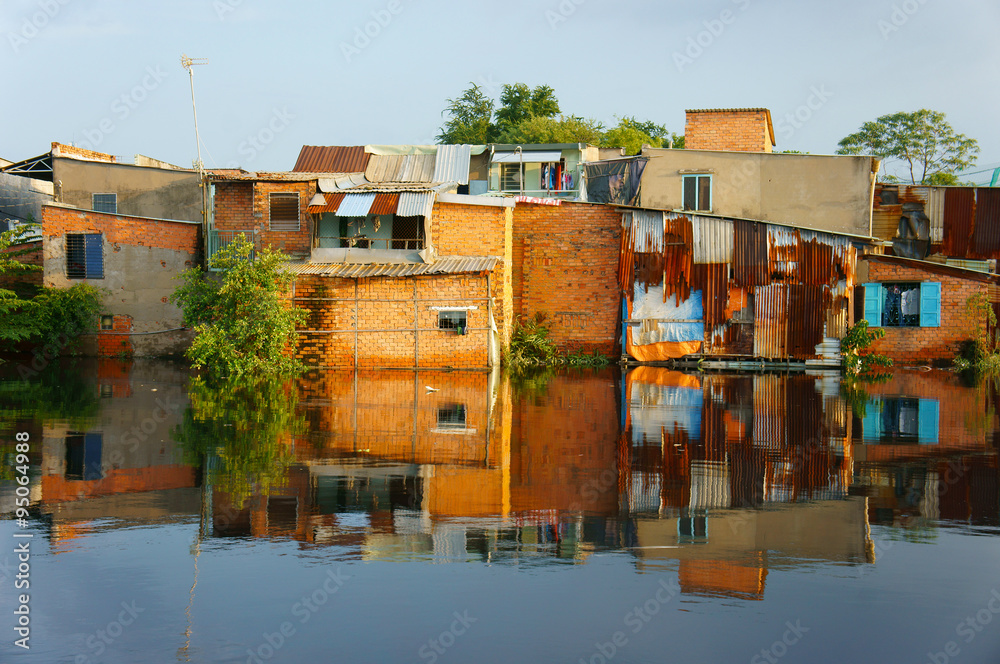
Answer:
[{"xmin": 17, "ymin": 360, "xmax": 998, "ymax": 600}]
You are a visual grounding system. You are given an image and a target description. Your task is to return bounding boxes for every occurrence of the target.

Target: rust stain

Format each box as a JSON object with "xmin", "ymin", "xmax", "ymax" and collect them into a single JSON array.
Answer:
[
  {"xmin": 970, "ymin": 188, "xmax": 1000, "ymax": 259},
  {"xmin": 734, "ymin": 220, "xmax": 769, "ymax": 289},
  {"xmin": 942, "ymin": 188, "xmax": 976, "ymax": 257}
]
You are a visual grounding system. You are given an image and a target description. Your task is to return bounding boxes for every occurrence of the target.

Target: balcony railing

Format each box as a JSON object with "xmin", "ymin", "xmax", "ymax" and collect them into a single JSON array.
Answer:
[
  {"xmin": 207, "ymin": 229, "xmax": 254, "ymax": 270},
  {"xmin": 319, "ymin": 236, "xmax": 424, "ymax": 250}
]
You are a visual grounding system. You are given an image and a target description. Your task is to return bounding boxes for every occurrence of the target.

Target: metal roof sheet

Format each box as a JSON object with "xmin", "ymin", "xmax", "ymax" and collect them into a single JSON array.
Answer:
[
  {"xmin": 335, "ymin": 192, "xmax": 377, "ymax": 217},
  {"xmin": 306, "ymin": 192, "xmax": 345, "ymax": 213},
  {"xmin": 293, "ymin": 146, "xmax": 370, "ymax": 173},
  {"xmin": 285, "ymin": 255, "xmax": 500, "ymax": 278},
  {"xmin": 433, "ymin": 144, "xmax": 471, "ymax": 185},
  {"xmin": 365, "ymin": 154, "xmax": 436, "ymax": 182},
  {"xmin": 369, "ymin": 193, "xmax": 399, "ymax": 215},
  {"xmin": 493, "ymin": 150, "xmax": 562, "ymax": 163},
  {"xmin": 397, "ymin": 192, "xmax": 435, "ymax": 217}
]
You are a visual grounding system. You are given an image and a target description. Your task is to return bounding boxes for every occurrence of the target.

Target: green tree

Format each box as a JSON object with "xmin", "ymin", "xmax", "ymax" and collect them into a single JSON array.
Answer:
[
  {"xmin": 436, "ymin": 83, "xmax": 495, "ymax": 144},
  {"xmin": 0, "ymin": 224, "xmax": 41, "ymax": 347},
  {"xmin": 496, "ymin": 115, "xmax": 604, "ymax": 145},
  {"xmin": 493, "ymin": 83, "xmax": 561, "ymax": 137},
  {"xmin": 601, "ymin": 116, "xmax": 683, "ymax": 155},
  {"xmin": 171, "ymin": 235, "xmax": 306, "ymax": 377},
  {"xmin": 836, "ymin": 109, "xmax": 979, "ymax": 184}
]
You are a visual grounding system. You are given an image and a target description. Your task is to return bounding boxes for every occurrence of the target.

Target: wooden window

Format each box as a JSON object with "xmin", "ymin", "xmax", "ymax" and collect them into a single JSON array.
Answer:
[{"xmin": 269, "ymin": 192, "xmax": 300, "ymax": 231}]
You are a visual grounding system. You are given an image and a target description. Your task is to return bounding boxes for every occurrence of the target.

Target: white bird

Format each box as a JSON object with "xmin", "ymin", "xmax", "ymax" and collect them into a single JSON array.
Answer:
[{"xmin": 425, "ymin": 386, "xmax": 439, "ymax": 392}]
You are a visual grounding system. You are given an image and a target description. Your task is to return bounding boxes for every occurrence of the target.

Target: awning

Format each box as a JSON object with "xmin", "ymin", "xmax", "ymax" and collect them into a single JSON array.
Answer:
[
  {"xmin": 397, "ymin": 192, "xmax": 435, "ymax": 218},
  {"xmin": 492, "ymin": 150, "xmax": 562, "ymax": 164},
  {"xmin": 307, "ymin": 192, "xmax": 345, "ymax": 213},
  {"xmin": 336, "ymin": 192, "xmax": 377, "ymax": 216}
]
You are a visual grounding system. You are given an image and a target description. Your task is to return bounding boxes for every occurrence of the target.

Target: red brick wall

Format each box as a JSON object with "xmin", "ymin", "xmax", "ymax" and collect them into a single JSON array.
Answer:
[
  {"xmin": 431, "ymin": 201, "xmax": 513, "ymax": 345},
  {"xmin": 212, "ymin": 180, "xmax": 315, "ymax": 259},
  {"xmin": 512, "ymin": 202, "xmax": 622, "ymax": 354},
  {"xmin": 866, "ymin": 262, "xmax": 986, "ymax": 365},
  {"xmin": 293, "ymin": 273, "xmax": 493, "ymax": 368},
  {"xmin": 43, "ymin": 205, "xmax": 199, "ymax": 254},
  {"xmin": 684, "ymin": 110, "xmax": 773, "ymax": 153},
  {"xmin": 97, "ymin": 314, "xmax": 134, "ymax": 357}
]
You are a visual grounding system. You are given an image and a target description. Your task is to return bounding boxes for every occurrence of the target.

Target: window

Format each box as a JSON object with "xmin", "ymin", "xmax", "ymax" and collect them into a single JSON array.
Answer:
[
  {"xmin": 65, "ymin": 432, "xmax": 103, "ymax": 481},
  {"xmin": 500, "ymin": 163, "xmax": 524, "ymax": 192},
  {"xmin": 66, "ymin": 233, "xmax": 104, "ymax": 279},
  {"xmin": 682, "ymin": 174, "xmax": 711, "ymax": 211},
  {"xmin": 437, "ymin": 403, "xmax": 467, "ymax": 429},
  {"xmin": 677, "ymin": 511, "xmax": 708, "ymax": 543},
  {"xmin": 269, "ymin": 192, "xmax": 300, "ymax": 231},
  {"xmin": 863, "ymin": 282, "xmax": 940, "ymax": 328},
  {"xmin": 438, "ymin": 310, "xmax": 467, "ymax": 331},
  {"xmin": 100, "ymin": 315, "xmax": 113, "ymax": 330},
  {"xmin": 92, "ymin": 193, "xmax": 117, "ymax": 214}
]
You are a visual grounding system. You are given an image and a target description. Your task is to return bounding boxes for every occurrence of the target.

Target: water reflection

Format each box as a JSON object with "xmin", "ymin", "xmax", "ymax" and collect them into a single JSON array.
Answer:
[{"xmin": 2, "ymin": 359, "xmax": 998, "ymax": 592}]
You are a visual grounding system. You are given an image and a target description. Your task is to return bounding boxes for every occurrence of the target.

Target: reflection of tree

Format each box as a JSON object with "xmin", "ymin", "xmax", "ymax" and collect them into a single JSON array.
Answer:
[
  {"xmin": 0, "ymin": 364, "xmax": 99, "ymax": 480},
  {"xmin": 175, "ymin": 375, "xmax": 304, "ymax": 508}
]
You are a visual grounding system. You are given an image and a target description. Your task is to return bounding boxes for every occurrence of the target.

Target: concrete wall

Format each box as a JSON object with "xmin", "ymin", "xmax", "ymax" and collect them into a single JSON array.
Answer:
[
  {"xmin": 41, "ymin": 205, "xmax": 199, "ymax": 357},
  {"xmin": 865, "ymin": 259, "xmax": 985, "ymax": 365},
  {"xmin": 53, "ymin": 157, "xmax": 202, "ymax": 223},
  {"xmin": 512, "ymin": 201, "xmax": 622, "ymax": 354},
  {"xmin": 638, "ymin": 148, "xmax": 876, "ymax": 236},
  {"xmin": 0, "ymin": 171, "xmax": 53, "ymax": 232}
]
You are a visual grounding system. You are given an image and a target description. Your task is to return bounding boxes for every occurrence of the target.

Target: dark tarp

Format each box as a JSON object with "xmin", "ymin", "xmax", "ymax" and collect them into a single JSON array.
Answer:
[{"xmin": 584, "ymin": 158, "xmax": 648, "ymax": 205}]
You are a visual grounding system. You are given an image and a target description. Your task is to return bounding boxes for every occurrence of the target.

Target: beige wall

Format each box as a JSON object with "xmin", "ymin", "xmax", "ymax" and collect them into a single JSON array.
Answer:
[
  {"xmin": 639, "ymin": 148, "xmax": 876, "ymax": 236},
  {"xmin": 54, "ymin": 158, "xmax": 202, "ymax": 223}
]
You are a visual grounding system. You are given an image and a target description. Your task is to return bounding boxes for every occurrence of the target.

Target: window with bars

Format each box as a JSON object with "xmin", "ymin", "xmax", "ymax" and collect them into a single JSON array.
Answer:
[
  {"xmin": 438, "ymin": 310, "xmax": 467, "ymax": 331},
  {"xmin": 437, "ymin": 403, "xmax": 467, "ymax": 429},
  {"xmin": 682, "ymin": 174, "xmax": 712, "ymax": 212},
  {"xmin": 92, "ymin": 193, "xmax": 117, "ymax": 214},
  {"xmin": 269, "ymin": 192, "xmax": 300, "ymax": 231},
  {"xmin": 500, "ymin": 163, "xmax": 524, "ymax": 192},
  {"xmin": 66, "ymin": 233, "xmax": 104, "ymax": 279}
]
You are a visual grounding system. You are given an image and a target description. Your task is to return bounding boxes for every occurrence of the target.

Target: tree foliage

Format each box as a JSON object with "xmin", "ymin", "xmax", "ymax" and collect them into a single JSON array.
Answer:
[
  {"xmin": 836, "ymin": 109, "xmax": 979, "ymax": 184},
  {"xmin": 436, "ymin": 83, "xmax": 495, "ymax": 144},
  {"xmin": 0, "ymin": 224, "xmax": 41, "ymax": 345},
  {"xmin": 436, "ymin": 83, "xmax": 680, "ymax": 152},
  {"xmin": 171, "ymin": 235, "xmax": 306, "ymax": 377}
]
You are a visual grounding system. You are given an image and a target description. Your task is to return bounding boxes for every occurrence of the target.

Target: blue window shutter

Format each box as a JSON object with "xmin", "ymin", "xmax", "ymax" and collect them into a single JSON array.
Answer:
[
  {"xmin": 917, "ymin": 399, "xmax": 939, "ymax": 444},
  {"xmin": 863, "ymin": 283, "xmax": 883, "ymax": 325},
  {"xmin": 862, "ymin": 399, "xmax": 883, "ymax": 441},
  {"xmin": 919, "ymin": 282, "xmax": 941, "ymax": 327},
  {"xmin": 83, "ymin": 433, "xmax": 103, "ymax": 480},
  {"xmin": 84, "ymin": 234, "xmax": 103, "ymax": 279}
]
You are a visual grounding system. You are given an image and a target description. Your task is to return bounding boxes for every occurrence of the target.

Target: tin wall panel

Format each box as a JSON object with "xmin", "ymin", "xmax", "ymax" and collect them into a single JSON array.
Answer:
[
  {"xmin": 693, "ymin": 263, "xmax": 729, "ymax": 331},
  {"xmin": 692, "ymin": 216, "xmax": 733, "ymax": 264},
  {"xmin": 787, "ymin": 285, "xmax": 826, "ymax": 359},
  {"xmin": 734, "ymin": 220, "xmax": 769, "ymax": 289},
  {"xmin": 754, "ymin": 284, "xmax": 787, "ymax": 359},
  {"xmin": 768, "ymin": 227, "xmax": 800, "ymax": 282},
  {"xmin": 632, "ymin": 209, "xmax": 665, "ymax": 253},
  {"xmin": 663, "ymin": 215, "xmax": 694, "ymax": 304},
  {"xmin": 942, "ymin": 188, "xmax": 975, "ymax": 256},
  {"xmin": 433, "ymin": 144, "xmax": 472, "ymax": 184},
  {"xmin": 927, "ymin": 188, "xmax": 945, "ymax": 244},
  {"xmin": 970, "ymin": 188, "xmax": 1000, "ymax": 259}
]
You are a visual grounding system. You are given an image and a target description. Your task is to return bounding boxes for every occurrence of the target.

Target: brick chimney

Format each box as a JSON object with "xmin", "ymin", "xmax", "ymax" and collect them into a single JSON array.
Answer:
[{"xmin": 684, "ymin": 108, "xmax": 775, "ymax": 152}]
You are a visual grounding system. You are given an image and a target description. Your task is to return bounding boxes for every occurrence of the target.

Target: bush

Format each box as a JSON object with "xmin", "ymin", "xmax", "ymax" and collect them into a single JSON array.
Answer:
[
  {"xmin": 171, "ymin": 235, "xmax": 306, "ymax": 378},
  {"xmin": 841, "ymin": 320, "xmax": 891, "ymax": 376},
  {"xmin": 504, "ymin": 312, "xmax": 610, "ymax": 370}
]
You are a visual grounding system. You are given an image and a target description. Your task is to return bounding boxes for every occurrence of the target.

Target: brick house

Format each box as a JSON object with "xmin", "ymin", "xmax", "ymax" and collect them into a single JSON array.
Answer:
[
  {"xmin": 209, "ymin": 170, "xmax": 514, "ymax": 369},
  {"xmin": 41, "ymin": 203, "xmax": 199, "ymax": 357},
  {"xmin": 859, "ymin": 254, "xmax": 996, "ymax": 365}
]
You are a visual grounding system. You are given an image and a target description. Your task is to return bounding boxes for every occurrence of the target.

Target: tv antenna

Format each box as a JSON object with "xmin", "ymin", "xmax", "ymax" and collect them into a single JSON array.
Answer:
[{"xmin": 181, "ymin": 54, "xmax": 209, "ymax": 226}]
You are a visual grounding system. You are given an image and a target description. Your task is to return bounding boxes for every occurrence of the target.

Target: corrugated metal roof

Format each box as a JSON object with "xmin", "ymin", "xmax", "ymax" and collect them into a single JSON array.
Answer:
[
  {"xmin": 285, "ymin": 256, "xmax": 499, "ymax": 278},
  {"xmin": 306, "ymin": 192, "xmax": 345, "ymax": 213},
  {"xmin": 397, "ymin": 192, "xmax": 435, "ymax": 217},
  {"xmin": 369, "ymin": 193, "xmax": 399, "ymax": 215},
  {"xmin": 365, "ymin": 154, "xmax": 436, "ymax": 182},
  {"xmin": 493, "ymin": 150, "xmax": 562, "ymax": 163},
  {"xmin": 293, "ymin": 146, "xmax": 370, "ymax": 173},
  {"xmin": 336, "ymin": 192, "xmax": 376, "ymax": 217},
  {"xmin": 433, "ymin": 144, "xmax": 471, "ymax": 185}
]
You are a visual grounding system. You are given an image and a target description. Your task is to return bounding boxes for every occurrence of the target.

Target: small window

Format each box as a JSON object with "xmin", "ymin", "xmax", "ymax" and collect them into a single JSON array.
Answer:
[
  {"xmin": 881, "ymin": 283, "xmax": 920, "ymax": 327},
  {"xmin": 100, "ymin": 315, "xmax": 113, "ymax": 330},
  {"xmin": 65, "ymin": 432, "xmax": 103, "ymax": 481},
  {"xmin": 682, "ymin": 174, "xmax": 711, "ymax": 211},
  {"xmin": 879, "ymin": 186, "xmax": 899, "ymax": 205},
  {"xmin": 500, "ymin": 163, "xmax": 524, "ymax": 192},
  {"xmin": 862, "ymin": 397, "xmax": 939, "ymax": 444},
  {"xmin": 863, "ymin": 282, "xmax": 940, "ymax": 328},
  {"xmin": 678, "ymin": 512, "xmax": 708, "ymax": 543},
  {"xmin": 437, "ymin": 403, "xmax": 467, "ymax": 429},
  {"xmin": 269, "ymin": 192, "xmax": 300, "ymax": 231},
  {"xmin": 438, "ymin": 310, "xmax": 467, "ymax": 331},
  {"xmin": 66, "ymin": 233, "xmax": 104, "ymax": 279},
  {"xmin": 92, "ymin": 193, "xmax": 117, "ymax": 214}
]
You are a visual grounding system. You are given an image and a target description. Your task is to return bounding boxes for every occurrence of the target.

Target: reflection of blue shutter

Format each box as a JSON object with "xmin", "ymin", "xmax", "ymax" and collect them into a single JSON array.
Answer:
[
  {"xmin": 83, "ymin": 433, "xmax": 103, "ymax": 480},
  {"xmin": 919, "ymin": 281, "xmax": 941, "ymax": 327},
  {"xmin": 861, "ymin": 398, "xmax": 882, "ymax": 441},
  {"xmin": 918, "ymin": 399, "xmax": 939, "ymax": 444},
  {"xmin": 84, "ymin": 234, "xmax": 103, "ymax": 279},
  {"xmin": 863, "ymin": 283, "xmax": 883, "ymax": 325}
]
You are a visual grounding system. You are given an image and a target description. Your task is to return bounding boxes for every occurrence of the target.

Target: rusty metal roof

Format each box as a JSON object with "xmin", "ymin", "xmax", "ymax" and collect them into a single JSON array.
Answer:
[
  {"xmin": 293, "ymin": 146, "xmax": 370, "ymax": 173},
  {"xmin": 365, "ymin": 154, "xmax": 436, "ymax": 182},
  {"xmin": 208, "ymin": 170, "xmax": 319, "ymax": 182},
  {"xmin": 285, "ymin": 255, "xmax": 499, "ymax": 278}
]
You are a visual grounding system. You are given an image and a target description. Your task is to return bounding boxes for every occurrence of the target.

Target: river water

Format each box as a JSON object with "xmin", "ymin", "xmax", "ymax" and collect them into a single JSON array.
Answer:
[{"xmin": 1, "ymin": 359, "xmax": 998, "ymax": 663}]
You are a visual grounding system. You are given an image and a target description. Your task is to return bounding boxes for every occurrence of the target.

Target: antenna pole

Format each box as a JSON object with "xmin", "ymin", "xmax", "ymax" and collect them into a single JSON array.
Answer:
[{"xmin": 181, "ymin": 54, "xmax": 210, "ymax": 239}]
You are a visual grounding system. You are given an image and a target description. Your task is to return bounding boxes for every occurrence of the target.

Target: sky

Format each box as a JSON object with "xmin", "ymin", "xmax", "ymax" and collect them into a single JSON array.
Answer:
[{"xmin": 3, "ymin": 0, "xmax": 999, "ymax": 180}]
